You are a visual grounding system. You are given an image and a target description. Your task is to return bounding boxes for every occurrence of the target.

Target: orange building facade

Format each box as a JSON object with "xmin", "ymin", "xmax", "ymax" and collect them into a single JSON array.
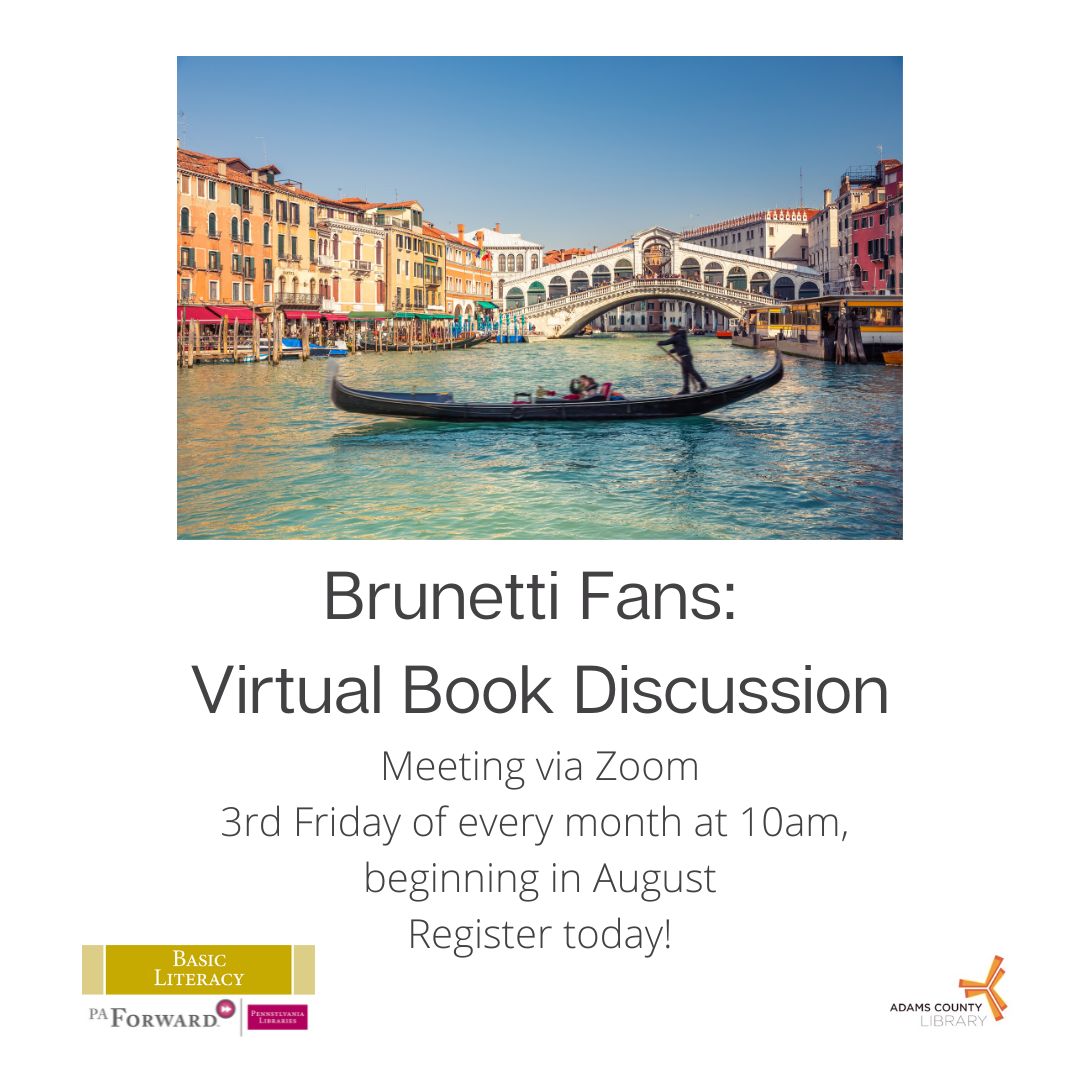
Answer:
[
  {"xmin": 425, "ymin": 224, "xmax": 493, "ymax": 321},
  {"xmin": 177, "ymin": 146, "xmax": 320, "ymax": 316}
]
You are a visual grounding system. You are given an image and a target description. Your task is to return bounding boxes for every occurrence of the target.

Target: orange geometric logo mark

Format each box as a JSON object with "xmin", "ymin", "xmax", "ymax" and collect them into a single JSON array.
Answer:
[{"xmin": 959, "ymin": 955, "xmax": 1007, "ymax": 1021}]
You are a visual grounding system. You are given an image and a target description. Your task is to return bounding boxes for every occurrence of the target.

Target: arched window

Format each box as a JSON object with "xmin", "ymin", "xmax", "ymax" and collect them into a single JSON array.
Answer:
[
  {"xmin": 263, "ymin": 222, "xmax": 269, "ymax": 245},
  {"xmin": 180, "ymin": 207, "xmax": 190, "ymax": 231},
  {"xmin": 208, "ymin": 212, "xmax": 217, "ymax": 237},
  {"xmin": 375, "ymin": 241, "xmax": 382, "ymax": 265},
  {"xmin": 549, "ymin": 276, "xmax": 568, "ymax": 300},
  {"xmin": 355, "ymin": 238, "xmax": 361, "ymax": 260},
  {"xmin": 726, "ymin": 266, "xmax": 747, "ymax": 291},
  {"xmin": 751, "ymin": 272, "xmax": 771, "ymax": 295},
  {"xmin": 680, "ymin": 258, "xmax": 700, "ymax": 281},
  {"xmin": 506, "ymin": 287, "xmax": 525, "ymax": 309},
  {"xmin": 530, "ymin": 253, "xmax": 538, "ymax": 270},
  {"xmin": 614, "ymin": 259, "xmax": 633, "ymax": 281},
  {"xmin": 773, "ymin": 276, "xmax": 795, "ymax": 301},
  {"xmin": 592, "ymin": 265, "xmax": 611, "ymax": 287},
  {"xmin": 242, "ymin": 219, "xmax": 251, "ymax": 243},
  {"xmin": 527, "ymin": 282, "xmax": 546, "ymax": 305},
  {"xmin": 704, "ymin": 261, "xmax": 723, "ymax": 284},
  {"xmin": 798, "ymin": 281, "xmax": 820, "ymax": 299},
  {"xmin": 570, "ymin": 271, "xmax": 589, "ymax": 293},
  {"xmin": 516, "ymin": 254, "xmax": 524, "ymax": 272},
  {"xmin": 498, "ymin": 254, "xmax": 506, "ymax": 271},
  {"xmin": 332, "ymin": 234, "xmax": 339, "ymax": 259},
  {"xmin": 231, "ymin": 217, "xmax": 239, "ymax": 240}
]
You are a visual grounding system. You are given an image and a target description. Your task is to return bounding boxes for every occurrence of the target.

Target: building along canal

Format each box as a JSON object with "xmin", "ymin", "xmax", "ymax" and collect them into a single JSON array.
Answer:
[{"xmin": 177, "ymin": 336, "xmax": 902, "ymax": 540}]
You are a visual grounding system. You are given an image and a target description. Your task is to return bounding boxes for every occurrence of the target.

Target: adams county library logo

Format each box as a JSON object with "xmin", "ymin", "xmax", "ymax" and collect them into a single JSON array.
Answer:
[{"xmin": 891, "ymin": 955, "xmax": 1008, "ymax": 1026}]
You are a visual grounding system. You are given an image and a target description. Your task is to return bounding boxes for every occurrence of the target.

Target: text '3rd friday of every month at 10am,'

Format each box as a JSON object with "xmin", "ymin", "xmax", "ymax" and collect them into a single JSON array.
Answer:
[
  {"xmin": 191, "ymin": 665, "xmax": 886, "ymax": 716},
  {"xmin": 222, "ymin": 805, "xmax": 846, "ymax": 844}
]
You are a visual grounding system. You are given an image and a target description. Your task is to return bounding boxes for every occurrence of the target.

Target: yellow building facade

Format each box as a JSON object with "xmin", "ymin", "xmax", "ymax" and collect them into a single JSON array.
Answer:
[{"xmin": 315, "ymin": 197, "xmax": 388, "ymax": 313}]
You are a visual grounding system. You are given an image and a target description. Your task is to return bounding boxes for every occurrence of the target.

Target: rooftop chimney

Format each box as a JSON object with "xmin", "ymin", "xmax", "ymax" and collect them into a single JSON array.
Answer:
[
  {"xmin": 824, "ymin": 188, "xmax": 832, "ymax": 208},
  {"xmin": 457, "ymin": 224, "xmax": 464, "ymax": 242},
  {"xmin": 494, "ymin": 223, "xmax": 500, "ymax": 232},
  {"xmin": 251, "ymin": 170, "xmax": 259, "ymax": 184},
  {"xmin": 217, "ymin": 161, "xmax": 227, "ymax": 178}
]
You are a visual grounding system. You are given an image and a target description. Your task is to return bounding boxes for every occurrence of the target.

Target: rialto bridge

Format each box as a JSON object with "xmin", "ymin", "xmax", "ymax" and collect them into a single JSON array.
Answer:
[{"xmin": 497, "ymin": 226, "xmax": 823, "ymax": 338}]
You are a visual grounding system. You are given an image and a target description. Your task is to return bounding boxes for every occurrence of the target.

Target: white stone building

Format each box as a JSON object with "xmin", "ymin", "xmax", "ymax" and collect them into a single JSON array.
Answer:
[
  {"xmin": 808, "ymin": 189, "xmax": 839, "ymax": 292},
  {"xmin": 681, "ymin": 208, "xmax": 816, "ymax": 265},
  {"xmin": 463, "ymin": 224, "xmax": 543, "ymax": 300}
]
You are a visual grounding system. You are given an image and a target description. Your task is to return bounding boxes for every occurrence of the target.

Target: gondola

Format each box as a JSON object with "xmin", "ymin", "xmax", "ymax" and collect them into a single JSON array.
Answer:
[
  {"xmin": 327, "ymin": 347, "xmax": 783, "ymax": 423},
  {"xmin": 354, "ymin": 331, "xmax": 493, "ymax": 353}
]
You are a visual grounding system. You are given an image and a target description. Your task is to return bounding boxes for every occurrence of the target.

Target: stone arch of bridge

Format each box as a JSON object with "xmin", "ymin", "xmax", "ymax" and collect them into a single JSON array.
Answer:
[{"xmin": 555, "ymin": 288, "xmax": 749, "ymax": 337}]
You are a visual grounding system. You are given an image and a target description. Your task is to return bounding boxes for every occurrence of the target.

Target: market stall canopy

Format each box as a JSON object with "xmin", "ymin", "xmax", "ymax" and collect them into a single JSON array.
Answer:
[
  {"xmin": 348, "ymin": 311, "xmax": 389, "ymax": 320},
  {"xmin": 476, "ymin": 300, "xmax": 498, "ymax": 309},
  {"xmin": 324, "ymin": 313, "xmax": 348, "ymax": 322},
  {"xmin": 284, "ymin": 310, "xmax": 319, "ymax": 319},
  {"xmin": 207, "ymin": 306, "xmax": 253, "ymax": 322},
  {"xmin": 176, "ymin": 305, "xmax": 220, "ymax": 322}
]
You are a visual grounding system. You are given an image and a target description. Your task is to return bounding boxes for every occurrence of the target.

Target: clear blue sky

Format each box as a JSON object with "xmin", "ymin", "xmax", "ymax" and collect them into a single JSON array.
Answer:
[{"xmin": 177, "ymin": 57, "xmax": 902, "ymax": 249}]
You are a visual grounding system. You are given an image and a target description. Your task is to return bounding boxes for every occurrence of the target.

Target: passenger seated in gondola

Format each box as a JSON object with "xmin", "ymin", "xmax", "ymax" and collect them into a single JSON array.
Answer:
[{"xmin": 564, "ymin": 375, "xmax": 624, "ymax": 402}]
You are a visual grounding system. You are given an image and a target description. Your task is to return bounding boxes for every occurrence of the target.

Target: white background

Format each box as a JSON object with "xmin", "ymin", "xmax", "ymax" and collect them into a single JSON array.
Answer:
[{"xmin": 3, "ymin": 7, "xmax": 1076, "ymax": 1079}]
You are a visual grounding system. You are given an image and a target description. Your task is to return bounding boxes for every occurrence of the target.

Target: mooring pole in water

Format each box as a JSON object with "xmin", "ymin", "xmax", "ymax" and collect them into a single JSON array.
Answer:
[{"xmin": 301, "ymin": 314, "xmax": 309, "ymax": 360}]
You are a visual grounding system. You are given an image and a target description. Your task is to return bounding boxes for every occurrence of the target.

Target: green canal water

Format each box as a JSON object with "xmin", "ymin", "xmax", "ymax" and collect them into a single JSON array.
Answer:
[{"xmin": 177, "ymin": 336, "xmax": 902, "ymax": 540}]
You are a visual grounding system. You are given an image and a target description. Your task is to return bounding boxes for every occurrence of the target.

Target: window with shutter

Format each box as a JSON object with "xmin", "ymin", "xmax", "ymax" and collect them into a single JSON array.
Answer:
[
  {"xmin": 278, "ymin": 234, "xmax": 284, "ymax": 257},
  {"xmin": 208, "ymin": 181, "xmax": 216, "ymax": 200}
]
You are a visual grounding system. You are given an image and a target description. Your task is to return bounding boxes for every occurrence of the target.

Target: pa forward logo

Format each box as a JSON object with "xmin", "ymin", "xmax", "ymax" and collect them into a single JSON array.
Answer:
[{"xmin": 889, "ymin": 954, "xmax": 1008, "ymax": 1027}]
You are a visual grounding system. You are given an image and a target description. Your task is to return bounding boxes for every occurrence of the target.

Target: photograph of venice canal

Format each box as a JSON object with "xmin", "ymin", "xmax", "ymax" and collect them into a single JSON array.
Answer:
[{"xmin": 177, "ymin": 56, "xmax": 902, "ymax": 541}]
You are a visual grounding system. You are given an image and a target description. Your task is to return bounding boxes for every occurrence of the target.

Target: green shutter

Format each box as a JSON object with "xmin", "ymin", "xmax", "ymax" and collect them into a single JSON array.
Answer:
[
  {"xmin": 309, "ymin": 239, "xmax": 315, "ymax": 261},
  {"xmin": 278, "ymin": 234, "xmax": 284, "ymax": 257}
]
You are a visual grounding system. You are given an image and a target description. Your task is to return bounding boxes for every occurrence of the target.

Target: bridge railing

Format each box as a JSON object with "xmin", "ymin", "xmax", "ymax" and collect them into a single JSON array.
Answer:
[
  {"xmin": 502, "ymin": 274, "xmax": 771, "ymax": 321},
  {"xmin": 675, "ymin": 239, "xmax": 814, "ymax": 275}
]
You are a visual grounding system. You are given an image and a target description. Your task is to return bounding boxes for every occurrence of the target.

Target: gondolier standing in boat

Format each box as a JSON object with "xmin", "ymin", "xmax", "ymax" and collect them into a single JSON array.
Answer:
[{"xmin": 657, "ymin": 325, "xmax": 708, "ymax": 394}]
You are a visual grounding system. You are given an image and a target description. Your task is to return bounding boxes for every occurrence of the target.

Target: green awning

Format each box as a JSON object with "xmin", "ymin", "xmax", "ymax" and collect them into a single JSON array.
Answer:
[
  {"xmin": 347, "ymin": 310, "xmax": 390, "ymax": 320},
  {"xmin": 476, "ymin": 300, "xmax": 498, "ymax": 309}
]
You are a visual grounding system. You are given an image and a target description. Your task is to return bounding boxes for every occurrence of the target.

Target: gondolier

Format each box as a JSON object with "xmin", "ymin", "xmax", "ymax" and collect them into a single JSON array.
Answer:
[{"xmin": 657, "ymin": 326, "xmax": 708, "ymax": 394}]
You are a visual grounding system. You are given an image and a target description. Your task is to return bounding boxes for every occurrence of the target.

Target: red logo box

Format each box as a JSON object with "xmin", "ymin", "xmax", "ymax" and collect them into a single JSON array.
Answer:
[{"xmin": 247, "ymin": 1004, "xmax": 308, "ymax": 1030}]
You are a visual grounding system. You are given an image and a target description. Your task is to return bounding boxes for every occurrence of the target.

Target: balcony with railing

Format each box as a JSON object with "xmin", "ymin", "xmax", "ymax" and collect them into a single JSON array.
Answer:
[
  {"xmin": 317, "ymin": 254, "xmax": 335, "ymax": 268},
  {"xmin": 180, "ymin": 225, "xmax": 196, "ymax": 236},
  {"xmin": 207, "ymin": 229, "xmax": 221, "ymax": 240}
]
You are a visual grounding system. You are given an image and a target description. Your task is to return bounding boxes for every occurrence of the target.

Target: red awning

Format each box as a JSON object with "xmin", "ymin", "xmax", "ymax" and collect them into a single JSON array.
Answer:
[
  {"xmin": 207, "ymin": 306, "xmax": 253, "ymax": 323},
  {"xmin": 324, "ymin": 313, "xmax": 348, "ymax": 322},
  {"xmin": 176, "ymin": 305, "xmax": 220, "ymax": 323},
  {"xmin": 285, "ymin": 310, "xmax": 321, "ymax": 320}
]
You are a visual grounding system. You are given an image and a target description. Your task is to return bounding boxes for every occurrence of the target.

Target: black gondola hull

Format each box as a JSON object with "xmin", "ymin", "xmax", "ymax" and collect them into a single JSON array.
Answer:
[{"xmin": 328, "ymin": 356, "xmax": 783, "ymax": 422}]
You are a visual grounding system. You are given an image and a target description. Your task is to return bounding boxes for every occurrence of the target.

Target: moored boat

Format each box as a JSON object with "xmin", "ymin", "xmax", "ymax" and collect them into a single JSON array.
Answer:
[
  {"xmin": 355, "ymin": 331, "xmax": 493, "ymax": 353},
  {"xmin": 716, "ymin": 330, "xmax": 733, "ymax": 338}
]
